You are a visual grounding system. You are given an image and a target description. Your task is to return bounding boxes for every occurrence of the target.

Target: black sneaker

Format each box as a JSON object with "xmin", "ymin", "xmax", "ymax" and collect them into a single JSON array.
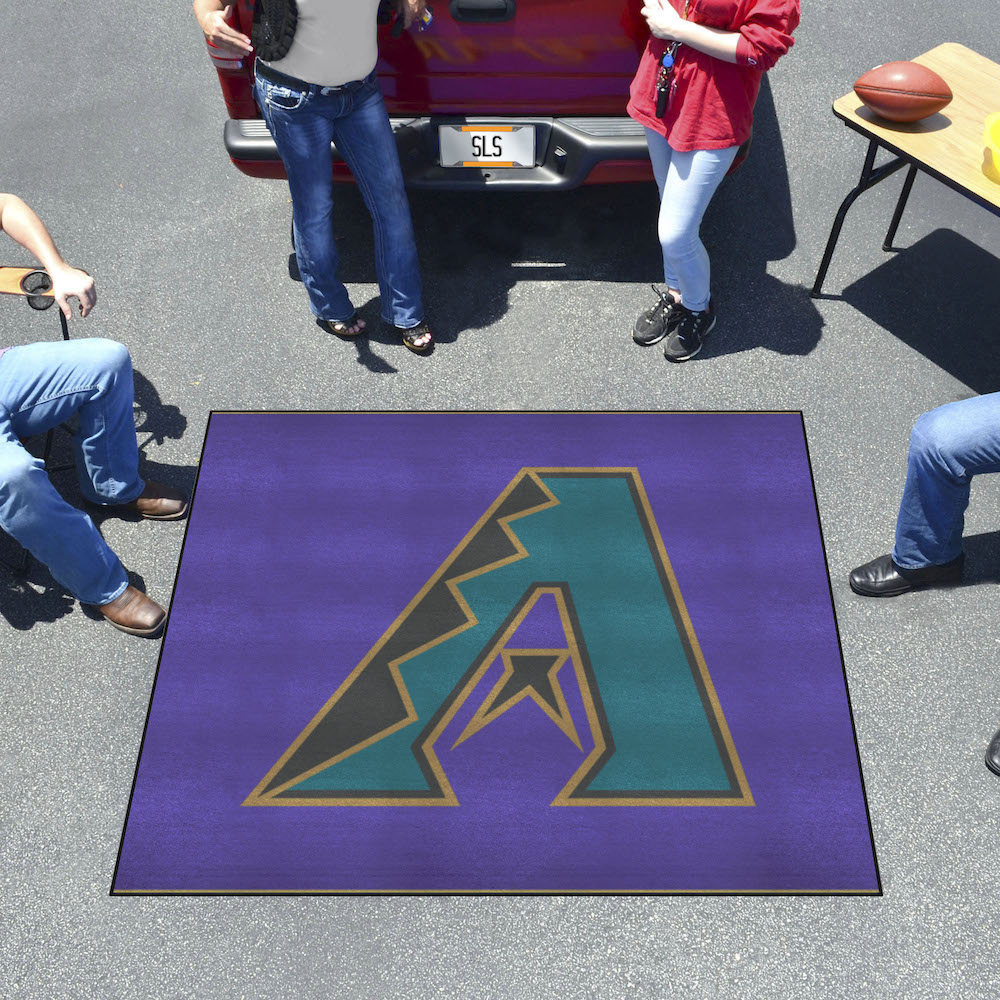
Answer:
[
  {"xmin": 663, "ymin": 299, "xmax": 716, "ymax": 362},
  {"xmin": 632, "ymin": 285, "xmax": 682, "ymax": 346}
]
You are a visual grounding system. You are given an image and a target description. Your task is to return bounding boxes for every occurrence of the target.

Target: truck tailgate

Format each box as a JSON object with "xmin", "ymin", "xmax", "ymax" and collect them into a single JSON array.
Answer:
[{"xmin": 377, "ymin": 1, "xmax": 647, "ymax": 116}]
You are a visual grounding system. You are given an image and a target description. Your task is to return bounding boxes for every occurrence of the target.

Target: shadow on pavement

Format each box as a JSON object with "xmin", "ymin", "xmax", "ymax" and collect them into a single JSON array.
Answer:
[
  {"xmin": 133, "ymin": 368, "xmax": 187, "ymax": 451},
  {"xmin": 702, "ymin": 75, "xmax": 824, "ymax": 360},
  {"xmin": 311, "ymin": 75, "xmax": 822, "ymax": 363},
  {"xmin": 0, "ymin": 573, "xmax": 75, "ymax": 631},
  {"xmin": 841, "ymin": 229, "xmax": 1000, "ymax": 393},
  {"xmin": 963, "ymin": 530, "xmax": 1000, "ymax": 586},
  {"xmin": 320, "ymin": 178, "xmax": 665, "ymax": 354}
]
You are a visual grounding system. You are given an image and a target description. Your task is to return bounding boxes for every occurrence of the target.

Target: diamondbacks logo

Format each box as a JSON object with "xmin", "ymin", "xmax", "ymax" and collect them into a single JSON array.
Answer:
[{"xmin": 245, "ymin": 469, "xmax": 752, "ymax": 808}]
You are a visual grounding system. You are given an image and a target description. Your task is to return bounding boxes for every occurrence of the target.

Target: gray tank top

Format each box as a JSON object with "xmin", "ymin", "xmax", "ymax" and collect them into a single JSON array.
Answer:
[{"xmin": 261, "ymin": 0, "xmax": 383, "ymax": 88}]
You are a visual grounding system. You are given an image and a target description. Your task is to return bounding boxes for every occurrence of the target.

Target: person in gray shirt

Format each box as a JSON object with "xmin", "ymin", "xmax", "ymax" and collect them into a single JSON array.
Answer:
[{"xmin": 195, "ymin": 0, "xmax": 433, "ymax": 352}]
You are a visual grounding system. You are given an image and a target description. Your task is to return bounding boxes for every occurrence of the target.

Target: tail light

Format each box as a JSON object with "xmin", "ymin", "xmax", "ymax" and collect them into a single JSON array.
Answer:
[
  {"xmin": 207, "ymin": 42, "xmax": 246, "ymax": 72},
  {"xmin": 205, "ymin": 4, "xmax": 250, "ymax": 72}
]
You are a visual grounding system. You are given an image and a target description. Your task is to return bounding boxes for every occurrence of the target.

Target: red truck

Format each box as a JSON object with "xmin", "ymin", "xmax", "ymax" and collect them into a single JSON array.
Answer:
[{"xmin": 208, "ymin": 0, "xmax": 674, "ymax": 189}]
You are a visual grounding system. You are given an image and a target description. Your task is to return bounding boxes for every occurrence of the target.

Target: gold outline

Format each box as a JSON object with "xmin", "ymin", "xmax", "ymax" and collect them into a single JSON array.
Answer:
[
  {"xmin": 452, "ymin": 646, "xmax": 581, "ymax": 751},
  {"xmin": 244, "ymin": 468, "xmax": 752, "ymax": 809},
  {"xmin": 244, "ymin": 470, "xmax": 560, "ymax": 806},
  {"xmin": 429, "ymin": 588, "xmax": 603, "ymax": 794},
  {"xmin": 592, "ymin": 470, "xmax": 755, "ymax": 809}
]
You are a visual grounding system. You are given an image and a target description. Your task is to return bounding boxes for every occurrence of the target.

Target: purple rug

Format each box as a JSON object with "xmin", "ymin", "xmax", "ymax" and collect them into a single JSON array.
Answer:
[{"xmin": 113, "ymin": 412, "xmax": 879, "ymax": 894}]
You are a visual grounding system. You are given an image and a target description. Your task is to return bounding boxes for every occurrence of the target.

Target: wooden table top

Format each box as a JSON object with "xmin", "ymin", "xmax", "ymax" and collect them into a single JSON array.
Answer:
[{"xmin": 833, "ymin": 42, "xmax": 1000, "ymax": 212}]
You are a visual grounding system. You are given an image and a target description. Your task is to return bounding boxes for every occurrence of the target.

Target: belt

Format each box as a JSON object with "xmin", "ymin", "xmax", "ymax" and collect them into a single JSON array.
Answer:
[{"xmin": 254, "ymin": 58, "xmax": 369, "ymax": 95}]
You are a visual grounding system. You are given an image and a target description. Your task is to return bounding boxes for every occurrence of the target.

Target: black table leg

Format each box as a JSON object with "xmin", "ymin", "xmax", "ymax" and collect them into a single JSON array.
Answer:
[
  {"xmin": 811, "ymin": 139, "xmax": 909, "ymax": 297},
  {"xmin": 883, "ymin": 164, "xmax": 918, "ymax": 251},
  {"xmin": 45, "ymin": 304, "xmax": 74, "ymax": 475}
]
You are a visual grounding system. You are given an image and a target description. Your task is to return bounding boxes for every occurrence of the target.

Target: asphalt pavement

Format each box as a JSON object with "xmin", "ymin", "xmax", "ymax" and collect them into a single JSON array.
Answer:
[{"xmin": 1, "ymin": 1, "xmax": 999, "ymax": 997}]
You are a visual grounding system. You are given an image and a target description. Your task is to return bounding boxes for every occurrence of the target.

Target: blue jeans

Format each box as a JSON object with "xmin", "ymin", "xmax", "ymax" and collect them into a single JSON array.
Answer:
[
  {"xmin": 893, "ymin": 392, "xmax": 1000, "ymax": 569},
  {"xmin": 0, "ymin": 338, "xmax": 143, "ymax": 604},
  {"xmin": 255, "ymin": 66, "xmax": 424, "ymax": 329},
  {"xmin": 644, "ymin": 129, "xmax": 738, "ymax": 313}
]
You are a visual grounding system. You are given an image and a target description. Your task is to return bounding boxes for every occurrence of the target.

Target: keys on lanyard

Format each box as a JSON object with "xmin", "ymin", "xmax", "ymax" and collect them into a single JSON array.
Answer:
[
  {"xmin": 655, "ymin": 43, "xmax": 679, "ymax": 118},
  {"xmin": 653, "ymin": 0, "xmax": 690, "ymax": 118}
]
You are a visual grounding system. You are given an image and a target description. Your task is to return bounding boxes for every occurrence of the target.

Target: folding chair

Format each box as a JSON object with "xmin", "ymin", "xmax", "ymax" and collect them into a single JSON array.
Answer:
[{"xmin": 0, "ymin": 267, "xmax": 71, "ymax": 574}]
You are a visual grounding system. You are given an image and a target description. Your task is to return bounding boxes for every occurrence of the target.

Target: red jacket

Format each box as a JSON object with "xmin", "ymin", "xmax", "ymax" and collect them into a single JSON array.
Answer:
[{"xmin": 626, "ymin": 0, "xmax": 799, "ymax": 151}]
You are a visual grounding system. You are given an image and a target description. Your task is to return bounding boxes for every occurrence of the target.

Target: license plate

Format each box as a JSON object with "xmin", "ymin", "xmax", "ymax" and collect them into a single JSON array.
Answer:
[{"xmin": 438, "ymin": 125, "xmax": 535, "ymax": 168}]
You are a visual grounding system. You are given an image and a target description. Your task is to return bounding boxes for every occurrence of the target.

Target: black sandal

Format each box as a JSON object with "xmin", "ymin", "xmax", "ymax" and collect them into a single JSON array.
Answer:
[
  {"xmin": 323, "ymin": 312, "xmax": 366, "ymax": 338},
  {"xmin": 397, "ymin": 321, "xmax": 433, "ymax": 354}
]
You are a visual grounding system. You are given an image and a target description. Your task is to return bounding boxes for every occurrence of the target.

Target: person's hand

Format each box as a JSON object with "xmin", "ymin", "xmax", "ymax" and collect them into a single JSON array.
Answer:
[
  {"xmin": 197, "ymin": 4, "xmax": 252, "ymax": 57},
  {"xmin": 50, "ymin": 265, "xmax": 96, "ymax": 319},
  {"xmin": 396, "ymin": 0, "xmax": 427, "ymax": 30},
  {"xmin": 641, "ymin": 0, "xmax": 686, "ymax": 41}
]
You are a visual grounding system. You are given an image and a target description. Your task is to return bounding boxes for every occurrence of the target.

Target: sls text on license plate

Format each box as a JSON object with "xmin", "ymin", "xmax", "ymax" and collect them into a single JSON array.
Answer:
[{"xmin": 438, "ymin": 125, "xmax": 535, "ymax": 168}]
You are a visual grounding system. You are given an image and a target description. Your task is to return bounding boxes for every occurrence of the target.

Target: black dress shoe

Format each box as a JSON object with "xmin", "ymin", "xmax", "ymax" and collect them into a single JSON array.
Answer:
[
  {"xmin": 848, "ymin": 552, "xmax": 964, "ymax": 597},
  {"xmin": 986, "ymin": 728, "xmax": 1000, "ymax": 777}
]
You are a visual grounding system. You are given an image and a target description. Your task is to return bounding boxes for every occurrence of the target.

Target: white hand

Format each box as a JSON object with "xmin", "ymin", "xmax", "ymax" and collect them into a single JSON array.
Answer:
[
  {"xmin": 50, "ymin": 265, "xmax": 96, "ymax": 319},
  {"xmin": 641, "ymin": 0, "xmax": 685, "ymax": 41},
  {"xmin": 198, "ymin": 5, "xmax": 252, "ymax": 57}
]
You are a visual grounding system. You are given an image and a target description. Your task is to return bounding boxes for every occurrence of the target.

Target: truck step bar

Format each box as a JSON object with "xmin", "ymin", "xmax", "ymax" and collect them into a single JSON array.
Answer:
[{"xmin": 224, "ymin": 115, "xmax": 650, "ymax": 190}]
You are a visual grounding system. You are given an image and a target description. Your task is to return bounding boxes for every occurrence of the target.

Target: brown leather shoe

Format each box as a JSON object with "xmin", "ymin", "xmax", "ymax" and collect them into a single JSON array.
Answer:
[
  {"xmin": 98, "ymin": 586, "xmax": 166, "ymax": 637},
  {"xmin": 114, "ymin": 481, "xmax": 188, "ymax": 520}
]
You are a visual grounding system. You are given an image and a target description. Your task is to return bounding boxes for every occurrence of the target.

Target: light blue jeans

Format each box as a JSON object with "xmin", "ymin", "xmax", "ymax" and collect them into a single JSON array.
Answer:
[
  {"xmin": 255, "ymin": 66, "xmax": 424, "ymax": 329},
  {"xmin": 645, "ymin": 129, "xmax": 739, "ymax": 313},
  {"xmin": 893, "ymin": 392, "xmax": 1000, "ymax": 568},
  {"xmin": 0, "ymin": 338, "xmax": 143, "ymax": 604}
]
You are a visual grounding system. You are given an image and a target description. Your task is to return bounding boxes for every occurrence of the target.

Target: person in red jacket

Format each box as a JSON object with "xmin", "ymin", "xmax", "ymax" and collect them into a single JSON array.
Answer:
[{"xmin": 628, "ymin": 0, "xmax": 799, "ymax": 361}]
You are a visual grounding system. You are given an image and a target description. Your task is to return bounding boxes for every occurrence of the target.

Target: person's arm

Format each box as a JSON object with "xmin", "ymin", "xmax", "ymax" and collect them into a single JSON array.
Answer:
[
  {"xmin": 0, "ymin": 194, "xmax": 96, "ymax": 319},
  {"xmin": 641, "ymin": 0, "xmax": 739, "ymax": 62},
  {"xmin": 193, "ymin": 0, "xmax": 252, "ymax": 57},
  {"xmin": 641, "ymin": 0, "xmax": 797, "ymax": 70}
]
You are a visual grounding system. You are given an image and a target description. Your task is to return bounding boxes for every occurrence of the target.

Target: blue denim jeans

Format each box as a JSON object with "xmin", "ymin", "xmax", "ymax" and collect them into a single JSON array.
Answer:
[
  {"xmin": 255, "ymin": 66, "xmax": 424, "ymax": 329},
  {"xmin": 893, "ymin": 392, "xmax": 1000, "ymax": 569},
  {"xmin": 644, "ymin": 129, "xmax": 739, "ymax": 312},
  {"xmin": 0, "ymin": 338, "xmax": 144, "ymax": 604}
]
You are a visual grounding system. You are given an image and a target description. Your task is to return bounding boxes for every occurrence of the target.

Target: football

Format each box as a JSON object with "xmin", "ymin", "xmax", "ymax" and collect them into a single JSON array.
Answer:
[{"xmin": 853, "ymin": 61, "xmax": 953, "ymax": 123}]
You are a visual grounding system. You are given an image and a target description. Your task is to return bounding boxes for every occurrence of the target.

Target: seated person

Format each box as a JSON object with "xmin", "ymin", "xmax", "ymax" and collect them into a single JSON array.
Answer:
[
  {"xmin": 848, "ymin": 391, "xmax": 999, "ymax": 776},
  {"xmin": 0, "ymin": 193, "xmax": 186, "ymax": 637}
]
